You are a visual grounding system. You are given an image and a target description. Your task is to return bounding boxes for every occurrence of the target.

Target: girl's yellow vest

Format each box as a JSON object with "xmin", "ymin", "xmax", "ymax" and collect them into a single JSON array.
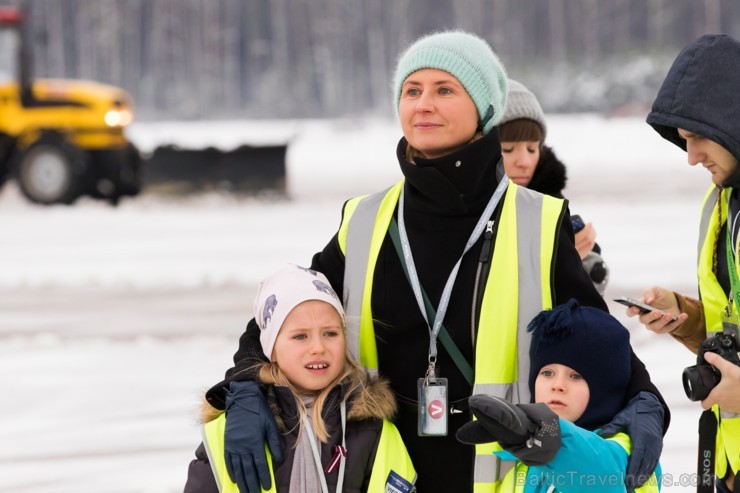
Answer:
[
  {"xmin": 337, "ymin": 180, "xmax": 566, "ymax": 493},
  {"xmin": 202, "ymin": 412, "xmax": 416, "ymax": 493}
]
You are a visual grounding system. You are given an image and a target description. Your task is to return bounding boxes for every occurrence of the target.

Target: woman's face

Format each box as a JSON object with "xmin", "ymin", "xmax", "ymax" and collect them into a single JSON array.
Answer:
[
  {"xmin": 398, "ymin": 68, "xmax": 479, "ymax": 159},
  {"xmin": 501, "ymin": 140, "xmax": 541, "ymax": 186}
]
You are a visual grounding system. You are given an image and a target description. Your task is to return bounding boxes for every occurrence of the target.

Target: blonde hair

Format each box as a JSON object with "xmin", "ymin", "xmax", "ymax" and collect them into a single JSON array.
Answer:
[{"xmin": 257, "ymin": 337, "xmax": 369, "ymax": 443}]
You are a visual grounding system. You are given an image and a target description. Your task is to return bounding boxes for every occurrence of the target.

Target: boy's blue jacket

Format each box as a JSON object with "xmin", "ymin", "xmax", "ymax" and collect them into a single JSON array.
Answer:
[{"xmin": 494, "ymin": 419, "xmax": 661, "ymax": 493}]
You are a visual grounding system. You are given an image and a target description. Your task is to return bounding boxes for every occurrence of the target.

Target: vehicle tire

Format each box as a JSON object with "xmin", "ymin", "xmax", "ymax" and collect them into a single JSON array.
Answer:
[{"xmin": 16, "ymin": 134, "xmax": 89, "ymax": 204}]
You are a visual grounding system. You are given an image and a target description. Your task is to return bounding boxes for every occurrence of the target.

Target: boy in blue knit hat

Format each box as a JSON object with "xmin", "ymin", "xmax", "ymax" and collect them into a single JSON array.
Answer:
[{"xmin": 457, "ymin": 299, "xmax": 662, "ymax": 492}]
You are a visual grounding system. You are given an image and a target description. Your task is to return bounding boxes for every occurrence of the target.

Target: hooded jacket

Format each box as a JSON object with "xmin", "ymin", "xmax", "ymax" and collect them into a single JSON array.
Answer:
[
  {"xmin": 185, "ymin": 377, "xmax": 406, "ymax": 493},
  {"xmin": 206, "ymin": 130, "xmax": 668, "ymax": 492},
  {"xmin": 526, "ymin": 145, "xmax": 568, "ymax": 199},
  {"xmin": 647, "ymin": 34, "xmax": 740, "ymax": 188},
  {"xmin": 644, "ymin": 34, "xmax": 740, "ymax": 348},
  {"xmin": 645, "ymin": 33, "xmax": 740, "ymax": 484},
  {"xmin": 527, "ymin": 146, "xmax": 605, "ymax": 268}
]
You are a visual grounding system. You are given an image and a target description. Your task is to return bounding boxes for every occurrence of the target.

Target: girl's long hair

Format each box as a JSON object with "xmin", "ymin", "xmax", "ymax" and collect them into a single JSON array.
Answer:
[{"xmin": 257, "ymin": 320, "xmax": 370, "ymax": 443}]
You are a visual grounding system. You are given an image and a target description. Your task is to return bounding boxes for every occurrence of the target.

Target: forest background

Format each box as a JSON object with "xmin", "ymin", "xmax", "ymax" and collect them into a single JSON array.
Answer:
[{"xmin": 4, "ymin": 0, "xmax": 738, "ymax": 120}]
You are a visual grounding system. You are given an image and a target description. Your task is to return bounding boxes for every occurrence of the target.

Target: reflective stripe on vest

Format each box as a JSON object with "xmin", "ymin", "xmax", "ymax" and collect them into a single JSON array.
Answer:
[
  {"xmin": 340, "ymin": 181, "xmax": 404, "ymax": 374},
  {"xmin": 203, "ymin": 413, "xmax": 415, "ymax": 493},
  {"xmin": 203, "ymin": 413, "xmax": 276, "ymax": 493},
  {"xmin": 697, "ymin": 185, "xmax": 727, "ymax": 334},
  {"xmin": 338, "ymin": 180, "xmax": 563, "ymax": 492},
  {"xmin": 696, "ymin": 185, "xmax": 740, "ymax": 477}
]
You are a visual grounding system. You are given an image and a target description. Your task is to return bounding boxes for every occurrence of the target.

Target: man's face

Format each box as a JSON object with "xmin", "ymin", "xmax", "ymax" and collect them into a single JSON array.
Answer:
[{"xmin": 677, "ymin": 128, "xmax": 740, "ymax": 185}]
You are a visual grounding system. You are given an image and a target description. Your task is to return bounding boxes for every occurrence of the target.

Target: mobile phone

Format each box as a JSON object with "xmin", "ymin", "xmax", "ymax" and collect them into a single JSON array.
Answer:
[
  {"xmin": 613, "ymin": 296, "xmax": 659, "ymax": 313},
  {"xmin": 613, "ymin": 296, "xmax": 678, "ymax": 321},
  {"xmin": 570, "ymin": 214, "xmax": 585, "ymax": 234}
]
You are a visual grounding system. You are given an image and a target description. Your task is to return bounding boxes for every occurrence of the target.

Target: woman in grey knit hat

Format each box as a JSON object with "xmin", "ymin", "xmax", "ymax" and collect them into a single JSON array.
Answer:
[{"xmin": 498, "ymin": 79, "xmax": 610, "ymax": 295}]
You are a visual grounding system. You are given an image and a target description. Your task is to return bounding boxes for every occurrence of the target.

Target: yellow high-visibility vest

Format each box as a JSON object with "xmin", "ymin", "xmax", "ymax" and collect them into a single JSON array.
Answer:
[
  {"xmin": 696, "ymin": 185, "xmax": 740, "ymax": 478},
  {"xmin": 338, "ymin": 179, "xmax": 565, "ymax": 493},
  {"xmin": 202, "ymin": 412, "xmax": 416, "ymax": 493}
]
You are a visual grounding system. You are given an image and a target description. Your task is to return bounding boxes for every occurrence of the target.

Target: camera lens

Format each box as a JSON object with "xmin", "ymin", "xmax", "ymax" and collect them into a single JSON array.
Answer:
[{"xmin": 682, "ymin": 364, "xmax": 720, "ymax": 401}]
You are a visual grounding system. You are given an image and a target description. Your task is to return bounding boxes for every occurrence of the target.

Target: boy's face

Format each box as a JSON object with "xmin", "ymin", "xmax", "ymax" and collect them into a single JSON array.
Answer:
[
  {"xmin": 677, "ymin": 128, "xmax": 740, "ymax": 185},
  {"xmin": 534, "ymin": 363, "xmax": 590, "ymax": 422},
  {"xmin": 273, "ymin": 300, "xmax": 345, "ymax": 393}
]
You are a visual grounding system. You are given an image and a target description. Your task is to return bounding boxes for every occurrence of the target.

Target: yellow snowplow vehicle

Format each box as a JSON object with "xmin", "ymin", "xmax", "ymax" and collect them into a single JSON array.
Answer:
[{"xmin": 0, "ymin": 6, "xmax": 140, "ymax": 204}]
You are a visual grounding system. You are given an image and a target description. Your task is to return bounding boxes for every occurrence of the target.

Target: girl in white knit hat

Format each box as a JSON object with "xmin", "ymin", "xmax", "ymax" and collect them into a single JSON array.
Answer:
[{"xmin": 187, "ymin": 264, "xmax": 415, "ymax": 493}]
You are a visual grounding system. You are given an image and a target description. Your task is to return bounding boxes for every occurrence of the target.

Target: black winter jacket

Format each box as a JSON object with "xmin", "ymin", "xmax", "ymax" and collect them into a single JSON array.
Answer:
[
  {"xmin": 207, "ymin": 130, "xmax": 669, "ymax": 492},
  {"xmin": 527, "ymin": 145, "xmax": 568, "ymax": 199},
  {"xmin": 187, "ymin": 378, "xmax": 400, "ymax": 493}
]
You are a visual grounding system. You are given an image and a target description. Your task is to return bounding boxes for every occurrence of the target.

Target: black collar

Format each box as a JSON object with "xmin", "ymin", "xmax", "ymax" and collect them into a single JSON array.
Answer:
[{"xmin": 396, "ymin": 130, "xmax": 503, "ymax": 216}]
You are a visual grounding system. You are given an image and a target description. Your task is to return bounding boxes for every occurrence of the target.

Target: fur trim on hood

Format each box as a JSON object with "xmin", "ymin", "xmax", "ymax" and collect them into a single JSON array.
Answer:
[
  {"xmin": 527, "ymin": 145, "xmax": 567, "ymax": 199},
  {"xmin": 200, "ymin": 397, "xmax": 224, "ymax": 424},
  {"xmin": 346, "ymin": 376, "xmax": 397, "ymax": 421}
]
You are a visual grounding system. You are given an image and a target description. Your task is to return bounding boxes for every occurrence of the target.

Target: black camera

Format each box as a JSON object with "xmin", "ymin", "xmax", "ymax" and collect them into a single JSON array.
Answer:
[{"xmin": 682, "ymin": 331, "xmax": 740, "ymax": 401}]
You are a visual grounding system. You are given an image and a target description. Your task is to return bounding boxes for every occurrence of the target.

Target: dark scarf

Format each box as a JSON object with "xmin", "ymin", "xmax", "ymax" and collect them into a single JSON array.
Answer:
[{"xmin": 396, "ymin": 130, "xmax": 504, "ymax": 216}]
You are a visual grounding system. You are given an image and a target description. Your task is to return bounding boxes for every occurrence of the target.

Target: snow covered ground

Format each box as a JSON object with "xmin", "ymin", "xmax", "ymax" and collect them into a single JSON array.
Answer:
[{"xmin": 0, "ymin": 115, "xmax": 713, "ymax": 491}]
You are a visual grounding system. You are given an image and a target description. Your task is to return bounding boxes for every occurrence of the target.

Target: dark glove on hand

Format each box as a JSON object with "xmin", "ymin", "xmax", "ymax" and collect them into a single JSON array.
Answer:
[
  {"xmin": 224, "ymin": 380, "xmax": 284, "ymax": 493},
  {"xmin": 598, "ymin": 391, "xmax": 664, "ymax": 491},
  {"xmin": 456, "ymin": 395, "xmax": 561, "ymax": 466}
]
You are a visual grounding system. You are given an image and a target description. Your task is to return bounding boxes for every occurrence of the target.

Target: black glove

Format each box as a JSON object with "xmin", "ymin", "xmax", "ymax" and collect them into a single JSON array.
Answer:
[
  {"xmin": 224, "ymin": 380, "xmax": 284, "ymax": 493},
  {"xmin": 598, "ymin": 391, "xmax": 664, "ymax": 491},
  {"xmin": 456, "ymin": 395, "xmax": 561, "ymax": 466}
]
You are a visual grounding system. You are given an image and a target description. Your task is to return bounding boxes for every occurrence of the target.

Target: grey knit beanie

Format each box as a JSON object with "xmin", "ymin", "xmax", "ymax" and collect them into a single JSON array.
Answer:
[
  {"xmin": 499, "ymin": 79, "xmax": 547, "ymax": 140},
  {"xmin": 393, "ymin": 31, "xmax": 508, "ymax": 135}
]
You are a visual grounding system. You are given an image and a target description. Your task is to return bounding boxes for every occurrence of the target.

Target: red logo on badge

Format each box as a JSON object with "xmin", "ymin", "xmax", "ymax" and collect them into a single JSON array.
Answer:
[{"xmin": 428, "ymin": 400, "xmax": 444, "ymax": 419}]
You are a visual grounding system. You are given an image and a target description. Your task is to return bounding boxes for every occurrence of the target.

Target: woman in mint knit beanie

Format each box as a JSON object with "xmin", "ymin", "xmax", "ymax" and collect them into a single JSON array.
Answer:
[{"xmin": 202, "ymin": 30, "xmax": 667, "ymax": 493}]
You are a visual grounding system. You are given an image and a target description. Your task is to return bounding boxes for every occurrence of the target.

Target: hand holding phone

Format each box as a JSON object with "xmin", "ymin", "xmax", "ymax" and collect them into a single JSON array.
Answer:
[
  {"xmin": 613, "ymin": 296, "xmax": 678, "ymax": 321},
  {"xmin": 570, "ymin": 214, "xmax": 585, "ymax": 234}
]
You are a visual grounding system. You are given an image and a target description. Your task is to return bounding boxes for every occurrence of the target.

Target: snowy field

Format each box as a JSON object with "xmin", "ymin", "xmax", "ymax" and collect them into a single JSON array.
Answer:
[{"xmin": 0, "ymin": 115, "xmax": 713, "ymax": 492}]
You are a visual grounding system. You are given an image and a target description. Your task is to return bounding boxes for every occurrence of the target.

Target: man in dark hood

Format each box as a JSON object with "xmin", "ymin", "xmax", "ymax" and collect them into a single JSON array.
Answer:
[{"xmin": 624, "ymin": 34, "xmax": 740, "ymax": 493}]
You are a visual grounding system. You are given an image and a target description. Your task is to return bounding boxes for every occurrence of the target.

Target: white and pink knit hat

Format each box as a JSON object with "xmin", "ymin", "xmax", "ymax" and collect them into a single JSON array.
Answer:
[{"xmin": 253, "ymin": 264, "xmax": 345, "ymax": 361}]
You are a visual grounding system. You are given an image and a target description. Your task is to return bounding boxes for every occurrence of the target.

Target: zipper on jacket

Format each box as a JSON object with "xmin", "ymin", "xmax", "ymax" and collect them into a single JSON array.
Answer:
[
  {"xmin": 471, "ymin": 220, "xmax": 495, "ymax": 348},
  {"xmin": 478, "ymin": 220, "xmax": 495, "ymax": 263}
]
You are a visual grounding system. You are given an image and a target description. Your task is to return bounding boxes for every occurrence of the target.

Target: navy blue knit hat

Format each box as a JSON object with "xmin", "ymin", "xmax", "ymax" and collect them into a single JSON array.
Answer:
[{"xmin": 528, "ymin": 299, "xmax": 631, "ymax": 430}]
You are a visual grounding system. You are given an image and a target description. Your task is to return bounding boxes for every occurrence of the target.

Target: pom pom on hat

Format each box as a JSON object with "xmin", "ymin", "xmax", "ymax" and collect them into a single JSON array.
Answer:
[
  {"xmin": 253, "ymin": 264, "xmax": 345, "ymax": 361},
  {"xmin": 528, "ymin": 299, "xmax": 631, "ymax": 430},
  {"xmin": 393, "ymin": 30, "xmax": 508, "ymax": 135},
  {"xmin": 499, "ymin": 79, "xmax": 547, "ymax": 139}
]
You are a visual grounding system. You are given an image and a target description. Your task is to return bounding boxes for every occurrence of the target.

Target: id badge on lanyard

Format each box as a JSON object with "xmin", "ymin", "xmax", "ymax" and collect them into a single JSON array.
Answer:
[
  {"xmin": 418, "ymin": 372, "xmax": 448, "ymax": 436},
  {"xmin": 399, "ymin": 177, "xmax": 509, "ymax": 438}
]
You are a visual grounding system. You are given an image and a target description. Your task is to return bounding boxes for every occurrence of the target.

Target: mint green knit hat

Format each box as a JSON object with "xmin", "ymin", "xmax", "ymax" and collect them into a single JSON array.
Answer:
[{"xmin": 393, "ymin": 31, "xmax": 508, "ymax": 135}]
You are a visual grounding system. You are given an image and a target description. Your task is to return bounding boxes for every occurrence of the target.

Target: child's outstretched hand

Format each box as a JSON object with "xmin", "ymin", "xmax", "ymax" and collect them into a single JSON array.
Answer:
[{"xmin": 456, "ymin": 394, "xmax": 561, "ymax": 466}]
